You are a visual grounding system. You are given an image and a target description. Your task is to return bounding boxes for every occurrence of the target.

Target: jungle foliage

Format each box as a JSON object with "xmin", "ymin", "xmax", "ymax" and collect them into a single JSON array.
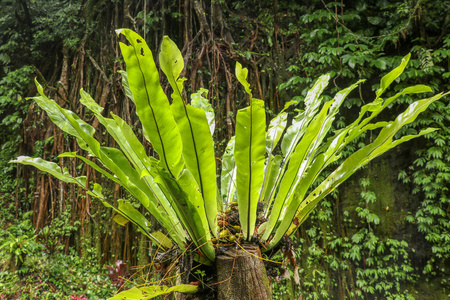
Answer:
[
  {"xmin": 13, "ymin": 28, "xmax": 447, "ymax": 298},
  {"xmin": 1, "ymin": 0, "xmax": 450, "ymax": 299}
]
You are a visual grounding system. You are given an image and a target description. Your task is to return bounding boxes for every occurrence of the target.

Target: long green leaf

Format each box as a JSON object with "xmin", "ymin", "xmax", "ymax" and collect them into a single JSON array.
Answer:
[
  {"xmin": 97, "ymin": 146, "xmax": 185, "ymax": 245},
  {"xmin": 117, "ymin": 29, "xmax": 184, "ymax": 177},
  {"xmin": 262, "ymin": 100, "xmax": 334, "ymax": 241},
  {"xmin": 261, "ymin": 75, "xmax": 331, "ymax": 216},
  {"xmin": 159, "ymin": 36, "xmax": 185, "ymax": 102},
  {"xmin": 114, "ymin": 199, "xmax": 168, "ymax": 248},
  {"xmin": 265, "ymin": 92, "xmax": 447, "ymax": 251},
  {"xmin": 110, "ymin": 114, "xmax": 187, "ymax": 241},
  {"xmin": 350, "ymin": 84, "xmax": 432, "ymax": 140},
  {"xmin": 318, "ymin": 84, "xmax": 432, "ymax": 160},
  {"xmin": 234, "ymin": 62, "xmax": 266, "ymax": 240},
  {"xmin": 263, "ymin": 81, "xmax": 360, "ymax": 240},
  {"xmin": 171, "ymin": 101, "xmax": 218, "ymax": 234},
  {"xmin": 265, "ymin": 112, "xmax": 288, "ymax": 154},
  {"xmin": 101, "ymin": 134, "xmax": 186, "ymax": 246},
  {"xmin": 191, "ymin": 88, "xmax": 215, "ymax": 135},
  {"xmin": 264, "ymin": 84, "xmax": 435, "ymax": 248},
  {"xmin": 155, "ymin": 167, "xmax": 215, "ymax": 263},
  {"xmin": 58, "ymin": 152, "xmax": 120, "ymax": 184},
  {"xmin": 30, "ymin": 80, "xmax": 98, "ymax": 154},
  {"xmin": 261, "ymin": 154, "xmax": 282, "ymax": 215},
  {"xmin": 79, "ymin": 88, "xmax": 187, "ymax": 245},
  {"xmin": 376, "ymin": 53, "xmax": 410, "ymax": 98},
  {"xmin": 10, "ymin": 156, "xmax": 86, "ymax": 187},
  {"xmin": 220, "ymin": 137, "xmax": 237, "ymax": 209},
  {"xmin": 280, "ymin": 74, "xmax": 330, "ymax": 158},
  {"xmin": 284, "ymin": 129, "xmax": 437, "ymax": 241},
  {"xmin": 108, "ymin": 284, "xmax": 198, "ymax": 300},
  {"xmin": 117, "ymin": 70, "xmax": 135, "ymax": 103},
  {"xmin": 160, "ymin": 36, "xmax": 218, "ymax": 235},
  {"xmin": 10, "ymin": 156, "xmax": 167, "ymax": 248}
]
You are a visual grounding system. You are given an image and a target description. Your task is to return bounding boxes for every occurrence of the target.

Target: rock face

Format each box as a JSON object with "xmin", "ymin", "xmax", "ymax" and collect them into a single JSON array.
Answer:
[{"xmin": 340, "ymin": 149, "xmax": 425, "ymax": 256}]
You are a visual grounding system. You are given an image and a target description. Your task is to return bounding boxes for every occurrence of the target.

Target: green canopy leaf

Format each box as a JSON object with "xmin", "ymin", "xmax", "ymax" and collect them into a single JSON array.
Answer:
[
  {"xmin": 234, "ymin": 62, "xmax": 266, "ymax": 240},
  {"xmin": 160, "ymin": 35, "xmax": 218, "ymax": 235},
  {"xmin": 108, "ymin": 284, "xmax": 198, "ymax": 300},
  {"xmin": 117, "ymin": 29, "xmax": 184, "ymax": 177}
]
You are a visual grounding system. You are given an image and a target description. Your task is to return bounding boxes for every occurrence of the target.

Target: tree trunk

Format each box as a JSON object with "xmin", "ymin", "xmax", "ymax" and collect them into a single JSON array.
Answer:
[{"xmin": 216, "ymin": 243, "xmax": 272, "ymax": 300}]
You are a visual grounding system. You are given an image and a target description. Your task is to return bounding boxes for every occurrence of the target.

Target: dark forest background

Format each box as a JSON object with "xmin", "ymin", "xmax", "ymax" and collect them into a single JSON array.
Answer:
[{"xmin": 0, "ymin": 0, "xmax": 449, "ymax": 299}]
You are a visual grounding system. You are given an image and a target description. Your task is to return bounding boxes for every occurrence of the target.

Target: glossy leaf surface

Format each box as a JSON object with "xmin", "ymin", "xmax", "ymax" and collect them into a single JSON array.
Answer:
[
  {"xmin": 234, "ymin": 62, "xmax": 266, "ymax": 240},
  {"xmin": 79, "ymin": 90, "xmax": 186, "ymax": 241},
  {"xmin": 108, "ymin": 284, "xmax": 198, "ymax": 300},
  {"xmin": 117, "ymin": 29, "xmax": 184, "ymax": 177},
  {"xmin": 268, "ymin": 92, "xmax": 447, "ymax": 250},
  {"xmin": 191, "ymin": 88, "xmax": 215, "ymax": 135},
  {"xmin": 160, "ymin": 36, "xmax": 218, "ymax": 234},
  {"xmin": 220, "ymin": 137, "xmax": 237, "ymax": 208},
  {"xmin": 156, "ymin": 168, "xmax": 215, "ymax": 263}
]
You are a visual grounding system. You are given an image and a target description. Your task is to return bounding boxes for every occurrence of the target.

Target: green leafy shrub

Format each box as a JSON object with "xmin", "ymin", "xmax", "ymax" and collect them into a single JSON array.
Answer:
[
  {"xmin": 0, "ymin": 212, "xmax": 42, "ymax": 271},
  {"xmin": 0, "ymin": 66, "xmax": 34, "ymax": 190},
  {"xmin": 0, "ymin": 250, "xmax": 115, "ymax": 300},
  {"xmin": 0, "ymin": 210, "xmax": 114, "ymax": 299}
]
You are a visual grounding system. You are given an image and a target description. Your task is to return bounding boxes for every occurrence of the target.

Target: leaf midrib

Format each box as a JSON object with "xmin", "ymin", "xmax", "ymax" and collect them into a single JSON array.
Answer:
[{"xmin": 132, "ymin": 43, "xmax": 174, "ymax": 177}]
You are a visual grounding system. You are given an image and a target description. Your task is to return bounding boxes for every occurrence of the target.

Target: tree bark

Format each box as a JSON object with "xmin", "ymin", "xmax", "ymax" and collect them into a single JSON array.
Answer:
[{"xmin": 216, "ymin": 243, "xmax": 272, "ymax": 300}]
